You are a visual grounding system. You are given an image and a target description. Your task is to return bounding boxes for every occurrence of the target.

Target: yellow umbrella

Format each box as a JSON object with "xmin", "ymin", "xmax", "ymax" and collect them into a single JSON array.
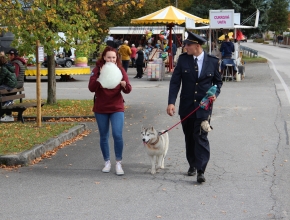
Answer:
[
  {"xmin": 131, "ymin": 6, "xmax": 209, "ymax": 25},
  {"xmin": 218, "ymin": 32, "xmax": 234, "ymax": 41}
]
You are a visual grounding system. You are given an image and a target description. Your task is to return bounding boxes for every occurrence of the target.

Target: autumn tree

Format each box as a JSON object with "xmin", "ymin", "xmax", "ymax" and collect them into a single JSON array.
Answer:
[
  {"xmin": 88, "ymin": 0, "xmax": 146, "ymax": 44},
  {"xmin": 0, "ymin": 0, "xmax": 100, "ymax": 104},
  {"xmin": 103, "ymin": 0, "xmax": 194, "ymax": 27}
]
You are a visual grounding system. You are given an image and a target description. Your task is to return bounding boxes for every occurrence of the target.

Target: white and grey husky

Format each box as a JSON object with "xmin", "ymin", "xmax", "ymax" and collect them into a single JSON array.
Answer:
[{"xmin": 141, "ymin": 127, "xmax": 169, "ymax": 174}]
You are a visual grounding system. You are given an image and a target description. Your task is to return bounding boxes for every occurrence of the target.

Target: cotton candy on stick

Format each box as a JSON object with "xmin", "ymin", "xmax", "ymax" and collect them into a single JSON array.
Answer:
[{"xmin": 97, "ymin": 62, "xmax": 123, "ymax": 89}]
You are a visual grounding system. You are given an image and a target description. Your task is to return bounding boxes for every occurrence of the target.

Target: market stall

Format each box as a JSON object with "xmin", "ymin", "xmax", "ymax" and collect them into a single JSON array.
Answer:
[
  {"xmin": 131, "ymin": 6, "xmax": 209, "ymax": 75},
  {"xmin": 191, "ymin": 9, "xmax": 260, "ymax": 81},
  {"xmin": 25, "ymin": 66, "xmax": 91, "ymax": 76}
]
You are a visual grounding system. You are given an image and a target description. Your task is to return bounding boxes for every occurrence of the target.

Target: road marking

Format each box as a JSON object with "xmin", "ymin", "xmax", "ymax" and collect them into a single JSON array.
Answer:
[{"xmin": 261, "ymin": 55, "xmax": 290, "ymax": 105}]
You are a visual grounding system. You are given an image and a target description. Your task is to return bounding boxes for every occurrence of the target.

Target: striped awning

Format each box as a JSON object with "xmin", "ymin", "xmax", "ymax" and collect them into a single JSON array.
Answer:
[
  {"xmin": 25, "ymin": 67, "xmax": 91, "ymax": 76},
  {"xmin": 131, "ymin": 6, "xmax": 209, "ymax": 25}
]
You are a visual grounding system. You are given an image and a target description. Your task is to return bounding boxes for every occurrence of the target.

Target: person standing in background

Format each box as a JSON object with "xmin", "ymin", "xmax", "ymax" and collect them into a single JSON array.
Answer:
[
  {"xmin": 171, "ymin": 40, "xmax": 177, "ymax": 66},
  {"xmin": 118, "ymin": 40, "xmax": 132, "ymax": 72},
  {"xmin": 134, "ymin": 46, "xmax": 145, "ymax": 79},
  {"xmin": 130, "ymin": 44, "xmax": 137, "ymax": 68}
]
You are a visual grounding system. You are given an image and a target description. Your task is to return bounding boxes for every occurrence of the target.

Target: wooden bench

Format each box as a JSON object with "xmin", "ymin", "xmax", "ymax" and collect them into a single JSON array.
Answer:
[{"xmin": 0, "ymin": 88, "xmax": 43, "ymax": 123}]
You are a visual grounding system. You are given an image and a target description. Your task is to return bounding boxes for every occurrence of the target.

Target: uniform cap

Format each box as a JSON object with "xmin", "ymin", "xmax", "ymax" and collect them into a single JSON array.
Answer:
[{"xmin": 183, "ymin": 31, "xmax": 206, "ymax": 45}]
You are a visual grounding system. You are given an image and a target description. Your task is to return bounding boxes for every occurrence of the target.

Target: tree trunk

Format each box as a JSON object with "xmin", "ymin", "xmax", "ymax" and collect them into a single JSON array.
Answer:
[{"xmin": 47, "ymin": 54, "xmax": 56, "ymax": 104}]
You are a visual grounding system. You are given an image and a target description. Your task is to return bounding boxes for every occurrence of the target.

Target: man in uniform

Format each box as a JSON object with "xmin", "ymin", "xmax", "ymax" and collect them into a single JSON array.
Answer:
[{"xmin": 167, "ymin": 31, "xmax": 223, "ymax": 183}]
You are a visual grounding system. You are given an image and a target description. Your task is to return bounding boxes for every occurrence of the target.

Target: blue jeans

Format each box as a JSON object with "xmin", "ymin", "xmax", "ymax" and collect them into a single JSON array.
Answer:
[
  {"xmin": 220, "ymin": 59, "xmax": 237, "ymax": 71},
  {"xmin": 0, "ymin": 85, "xmax": 14, "ymax": 91},
  {"xmin": 122, "ymin": 60, "xmax": 129, "ymax": 72},
  {"xmin": 94, "ymin": 112, "xmax": 124, "ymax": 161}
]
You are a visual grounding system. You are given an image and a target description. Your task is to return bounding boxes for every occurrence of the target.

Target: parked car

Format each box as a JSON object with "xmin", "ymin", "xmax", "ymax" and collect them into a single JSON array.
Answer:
[
  {"xmin": 42, "ymin": 53, "xmax": 74, "ymax": 68},
  {"xmin": 250, "ymin": 33, "xmax": 263, "ymax": 39},
  {"xmin": 240, "ymin": 36, "xmax": 247, "ymax": 42}
]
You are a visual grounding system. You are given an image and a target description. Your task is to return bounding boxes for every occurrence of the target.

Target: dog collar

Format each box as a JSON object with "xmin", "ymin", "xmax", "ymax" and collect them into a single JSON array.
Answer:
[{"xmin": 150, "ymin": 137, "xmax": 159, "ymax": 145}]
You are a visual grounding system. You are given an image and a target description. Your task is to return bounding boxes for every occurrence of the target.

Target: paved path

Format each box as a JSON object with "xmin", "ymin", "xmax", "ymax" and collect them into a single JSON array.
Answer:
[{"xmin": 1, "ymin": 64, "xmax": 290, "ymax": 219}]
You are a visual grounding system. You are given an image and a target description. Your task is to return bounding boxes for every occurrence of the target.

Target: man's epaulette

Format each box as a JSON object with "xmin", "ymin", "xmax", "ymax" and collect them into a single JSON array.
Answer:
[
  {"xmin": 179, "ymin": 52, "xmax": 187, "ymax": 56},
  {"xmin": 208, "ymin": 54, "xmax": 219, "ymax": 59}
]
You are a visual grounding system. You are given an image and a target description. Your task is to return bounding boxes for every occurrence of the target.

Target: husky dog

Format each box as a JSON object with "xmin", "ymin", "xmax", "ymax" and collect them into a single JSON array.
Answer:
[{"xmin": 141, "ymin": 127, "xmax": 169, "ymax": 174}]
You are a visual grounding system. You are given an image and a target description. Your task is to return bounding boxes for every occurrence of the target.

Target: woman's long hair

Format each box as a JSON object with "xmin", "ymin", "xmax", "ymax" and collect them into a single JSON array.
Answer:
[{"xmin": 96, "ymin": 46, "xmax": 122, "ymax": 70}]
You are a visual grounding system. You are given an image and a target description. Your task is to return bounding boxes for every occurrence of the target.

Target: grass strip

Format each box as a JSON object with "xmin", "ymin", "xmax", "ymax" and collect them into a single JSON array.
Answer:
[
  {"xmin": 0, "ymin": 122, "xmax": 78, "ymax": 155},
  {"xmin": 242, "ymin": 55, "xmax": 267, "ymax": 63},
  {"xmin": 22, "ymin": 99, "xmax": 94, "ymax": 117},
  {"xmin": 1, "ymin": 100, "xmax": 94, "ymax": 156}
]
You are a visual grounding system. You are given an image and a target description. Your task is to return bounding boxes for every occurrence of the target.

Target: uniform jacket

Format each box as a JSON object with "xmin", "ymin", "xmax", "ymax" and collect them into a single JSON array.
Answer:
[
  {"xmin": 168, "ymin": 51, "xmax": 222, "ymax": 119},
  {"xmin": 118, "ymin": 45, "xmax": 132, "ymax": 61},
  {"xmin": 88, "ymin": 61, "xmax": 132, "ymax": 113}
]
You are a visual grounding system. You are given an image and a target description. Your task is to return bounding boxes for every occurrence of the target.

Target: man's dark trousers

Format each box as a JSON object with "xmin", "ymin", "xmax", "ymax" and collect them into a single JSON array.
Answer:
[
  {"xmin": 181, "ymin": 116, "xmax": 210, "ymax": 173},
  {"xmin": 122, "ymin": 60, "xmax": 129, "ymax": 72}
]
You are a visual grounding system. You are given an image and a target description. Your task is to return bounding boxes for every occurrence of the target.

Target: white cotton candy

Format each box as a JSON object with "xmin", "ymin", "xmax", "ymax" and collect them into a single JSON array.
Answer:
[{"xmin": 98, "ymin": 62, "xmax": 123, "ymax": 89}]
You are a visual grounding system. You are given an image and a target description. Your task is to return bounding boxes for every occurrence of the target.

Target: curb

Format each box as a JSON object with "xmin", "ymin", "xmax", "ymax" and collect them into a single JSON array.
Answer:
[
  {"xmin": 0, "ymin": 123, "xmax": 87, "ymax": 166},
  {"xmin": 23, "ymin": 116, "xmax": 95, "ymax": 121}
]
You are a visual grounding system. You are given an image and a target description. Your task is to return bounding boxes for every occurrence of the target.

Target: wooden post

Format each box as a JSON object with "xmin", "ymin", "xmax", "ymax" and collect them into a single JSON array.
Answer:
[
  {"xmin": 36, "ymin": 40, "xmax": 41, "ymax": 127},
  {"xmin": 168, "ymin": 23, "xmax": 173, "ymax": 73}
]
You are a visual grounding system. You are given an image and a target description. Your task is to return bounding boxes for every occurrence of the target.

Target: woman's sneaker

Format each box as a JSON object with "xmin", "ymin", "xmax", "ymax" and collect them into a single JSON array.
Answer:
[
  {"xmin": 3, "ymin": 100, "xmax": 14, "ymax": 107},
  {"xmin": 116, "ymin": 161, "xmax": 124, "ymax": 175},
  {"xmin": 102, "ymin": 160, "xmax": 111, "ymax": 173}
]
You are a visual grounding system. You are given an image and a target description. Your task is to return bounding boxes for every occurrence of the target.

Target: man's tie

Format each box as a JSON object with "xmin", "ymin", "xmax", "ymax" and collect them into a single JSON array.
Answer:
[{"xmin": 194, "ymin": 57, "xmax": 198, "ymax": 79}]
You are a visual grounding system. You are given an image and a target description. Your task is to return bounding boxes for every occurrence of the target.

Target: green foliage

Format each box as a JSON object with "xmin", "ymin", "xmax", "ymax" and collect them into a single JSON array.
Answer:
[
  {"xmin": 97, "ymin": 43, "xmax": 107, "ymax": 59},
  {"xmin": 0, "ymin": 0, "xmax": 99, "ymax": 57},
  {"xmin": 267, "ymin": 0, "xmax": 290, "ymax": 33}
]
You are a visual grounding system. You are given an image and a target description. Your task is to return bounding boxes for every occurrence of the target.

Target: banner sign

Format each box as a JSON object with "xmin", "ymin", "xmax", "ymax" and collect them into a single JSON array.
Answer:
[
  {"xmin": 185, "ymin": 17, "xmax": 195, "ymax": 29},
  {"xmin": 209, "ymin": 10, "xmax": 234, "ymax": 29},
  {"xmin": 38, "ymin": 46, "xmax": 44, "ymax": 62}
]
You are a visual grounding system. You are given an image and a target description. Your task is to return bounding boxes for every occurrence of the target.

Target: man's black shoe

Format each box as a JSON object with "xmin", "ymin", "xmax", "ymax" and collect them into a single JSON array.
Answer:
[
  {"xmin": 187, "ymin": 167, "xmax": 196, "ymax": 176},
  {"xmin": 197, "ymin": 172, "xmax": 206, "ymax": 183}
]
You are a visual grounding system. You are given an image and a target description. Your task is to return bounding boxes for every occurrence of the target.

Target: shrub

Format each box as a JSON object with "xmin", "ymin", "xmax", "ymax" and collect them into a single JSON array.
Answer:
[{"xmin": 253, "ymin": 38, "xmax": 264, "ymax": 43}]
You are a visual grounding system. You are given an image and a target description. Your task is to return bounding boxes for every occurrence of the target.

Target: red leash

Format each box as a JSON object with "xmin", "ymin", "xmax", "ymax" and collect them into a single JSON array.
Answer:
[{"xmin": 159, "ymin": 97, "xmax": 214, "ymax": 136}]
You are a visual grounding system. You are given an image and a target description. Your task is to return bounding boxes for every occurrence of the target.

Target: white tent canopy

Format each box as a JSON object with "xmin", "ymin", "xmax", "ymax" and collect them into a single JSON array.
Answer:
[
  {"xmin": 192, "ymin": 24, "xmax": 258, "ymax": 30},
  {"xmin": 109, "ymin": 26, "xmax": 185, "ymax": 35}
]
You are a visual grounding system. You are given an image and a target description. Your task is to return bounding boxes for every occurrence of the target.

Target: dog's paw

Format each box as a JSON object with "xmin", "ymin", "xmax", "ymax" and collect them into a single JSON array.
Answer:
[{"xmin": 151, "ymin": 169, "xmax": 156, "ymax": 174}]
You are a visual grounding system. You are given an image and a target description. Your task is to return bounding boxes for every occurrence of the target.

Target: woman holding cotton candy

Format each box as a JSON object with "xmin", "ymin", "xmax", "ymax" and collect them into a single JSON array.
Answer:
[{"xmin": 88, "ymin": 46, "xmax": 132, "ymax": 176}]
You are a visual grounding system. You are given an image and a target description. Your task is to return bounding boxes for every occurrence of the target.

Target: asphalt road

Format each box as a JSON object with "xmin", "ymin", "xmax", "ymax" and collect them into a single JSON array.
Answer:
[{"xmin": 1, "ymin": 62, "xmax": 290, "ymax": 219}]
